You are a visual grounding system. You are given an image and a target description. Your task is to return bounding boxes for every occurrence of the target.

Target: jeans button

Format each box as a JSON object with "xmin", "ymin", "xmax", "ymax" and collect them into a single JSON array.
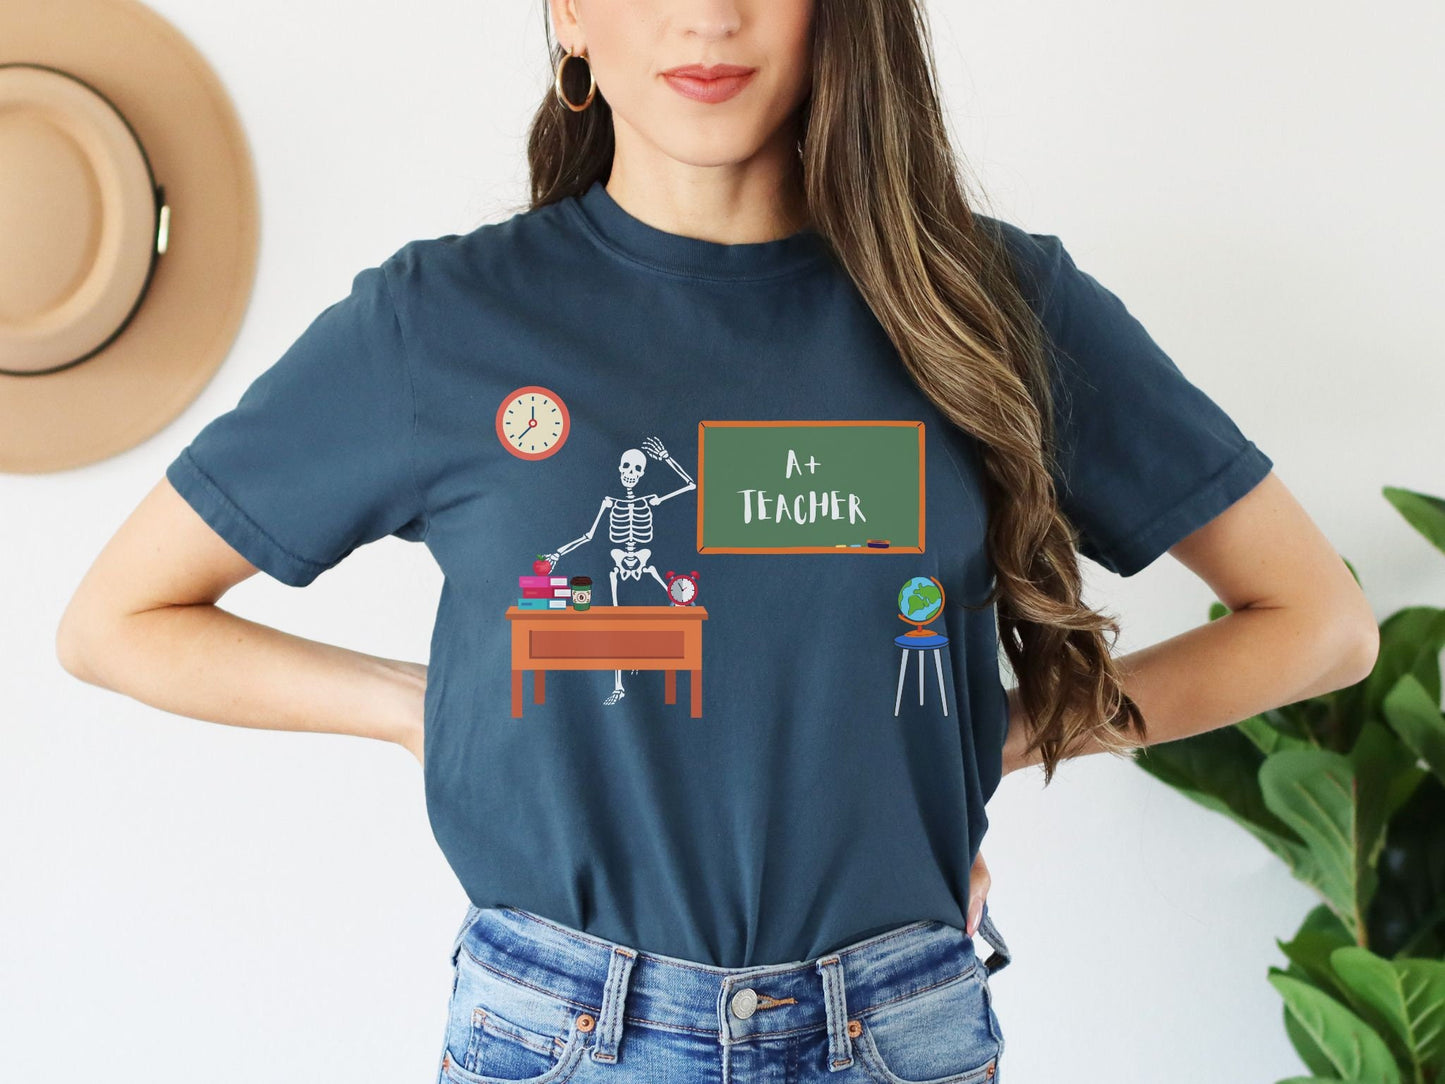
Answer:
[{"xmin": 731, "ymin": 987, "xmax": 758, "ymax": 1019}]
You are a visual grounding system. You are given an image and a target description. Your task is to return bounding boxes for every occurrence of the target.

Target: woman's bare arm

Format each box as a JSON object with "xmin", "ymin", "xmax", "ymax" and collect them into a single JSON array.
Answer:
[
  {"xmin": 55, "ymin": 476, "xmax": 427, "ymax": 765},
  {"xmin": 1002, "ymin": 471, "xmax": 1380, "ymax": 774}
]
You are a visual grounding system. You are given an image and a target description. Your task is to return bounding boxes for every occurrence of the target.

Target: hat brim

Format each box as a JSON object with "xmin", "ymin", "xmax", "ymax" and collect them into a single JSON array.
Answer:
[{"xmin": 0, "ymin": 0, "xmax": 259, "ymax": 473}]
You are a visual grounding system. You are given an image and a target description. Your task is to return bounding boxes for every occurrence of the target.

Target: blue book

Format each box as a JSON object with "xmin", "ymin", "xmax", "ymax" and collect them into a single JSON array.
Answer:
[{"xmin": 516, "ymin": 597, "xmax": 570, "ymax": 610}]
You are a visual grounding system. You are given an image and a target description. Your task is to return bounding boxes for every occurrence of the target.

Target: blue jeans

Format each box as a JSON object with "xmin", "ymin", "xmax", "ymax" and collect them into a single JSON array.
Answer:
[{"xmin": 436, "ymin": 902, "xmax": 1013, "ymax": 1084}]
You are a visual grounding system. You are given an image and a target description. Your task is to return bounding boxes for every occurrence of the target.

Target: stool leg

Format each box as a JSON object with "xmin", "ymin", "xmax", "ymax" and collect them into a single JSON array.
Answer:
[
  {"xmin": 918, "ymin": 648, "xmax": 925, "ymax": 705},
  {"xmin": 933, "ymin": 648, "xmax": 948, "ymax": 716},
  {"xmin": 894, "ymin": 649, "xmax": 908, "ymax": 716}
]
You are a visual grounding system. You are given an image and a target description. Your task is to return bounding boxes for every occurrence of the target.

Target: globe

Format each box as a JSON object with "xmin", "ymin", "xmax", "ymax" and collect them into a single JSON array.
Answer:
[{"xmin": 897, "ymin": 575, "xmax": 944, "ymax": 629}]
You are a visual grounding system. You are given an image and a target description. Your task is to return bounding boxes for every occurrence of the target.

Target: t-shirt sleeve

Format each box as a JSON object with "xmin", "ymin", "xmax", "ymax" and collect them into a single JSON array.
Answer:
[
  {"xmin": 164, "ymin": 261, "xmax": 429, "ymax": 587},
  {"xmin": 1003, "ymin": 226, "xmax": 1274, "ymax": 577}
]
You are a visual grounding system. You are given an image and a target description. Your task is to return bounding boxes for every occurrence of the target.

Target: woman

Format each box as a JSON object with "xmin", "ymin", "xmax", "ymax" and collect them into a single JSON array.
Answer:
[{"xmin": 56, "ymin": 0, "xmax": 1378, "ymax": 1081}]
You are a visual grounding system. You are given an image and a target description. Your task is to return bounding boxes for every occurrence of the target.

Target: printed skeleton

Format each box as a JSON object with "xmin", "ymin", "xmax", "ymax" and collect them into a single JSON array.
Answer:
[{"xmin": 544, "ymin": 436, "xmax": 696, "ymax": 706}]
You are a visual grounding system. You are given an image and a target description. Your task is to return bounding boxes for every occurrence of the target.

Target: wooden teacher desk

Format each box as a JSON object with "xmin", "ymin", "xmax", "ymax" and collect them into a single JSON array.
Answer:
[{"xmin": 504, "ymin": 605, "xmax": 709, "ymax": 719}]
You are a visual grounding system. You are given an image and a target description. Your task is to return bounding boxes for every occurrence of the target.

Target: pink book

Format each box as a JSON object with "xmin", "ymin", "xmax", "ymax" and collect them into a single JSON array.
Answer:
[{"xmin": 518, "ymin": 574, "xmax": 569, "ymax": 588}]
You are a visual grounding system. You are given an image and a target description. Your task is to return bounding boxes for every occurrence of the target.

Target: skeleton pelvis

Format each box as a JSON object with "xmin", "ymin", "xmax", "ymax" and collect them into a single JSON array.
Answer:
[{"xmin": 611, "ymin": 548, "xmax": 650, "ymax": 580}]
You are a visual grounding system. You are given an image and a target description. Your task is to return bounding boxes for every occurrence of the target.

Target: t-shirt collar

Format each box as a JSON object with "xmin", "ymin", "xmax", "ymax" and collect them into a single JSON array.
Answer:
[{"xmin": 566, "ymin": 178, "xmax": 833, "ymax": 281}]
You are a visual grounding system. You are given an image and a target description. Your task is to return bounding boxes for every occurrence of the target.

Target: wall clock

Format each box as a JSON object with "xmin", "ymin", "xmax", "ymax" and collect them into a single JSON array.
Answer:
[{"xmin": 496, "ymin": 385, "xmax": 570, "ymax": 460}]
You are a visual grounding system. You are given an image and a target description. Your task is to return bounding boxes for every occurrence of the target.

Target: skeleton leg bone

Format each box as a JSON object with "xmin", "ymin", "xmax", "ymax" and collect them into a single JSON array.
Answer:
[{"xmin": 602, "ymin": 565, "xmax": 627, "ymax": 705}]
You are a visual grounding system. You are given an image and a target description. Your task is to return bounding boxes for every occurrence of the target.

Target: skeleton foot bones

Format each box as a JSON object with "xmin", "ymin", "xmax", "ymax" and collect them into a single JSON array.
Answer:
[{"xmin": 539, "ymin": 435, "xmax": 697, "ymax": 705}]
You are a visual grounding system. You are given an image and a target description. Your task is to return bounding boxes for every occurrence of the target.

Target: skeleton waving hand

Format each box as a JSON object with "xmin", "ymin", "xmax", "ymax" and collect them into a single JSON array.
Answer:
[{"xmin": 542, "ymin": 435, "xmax": 696, "ymax": 706}]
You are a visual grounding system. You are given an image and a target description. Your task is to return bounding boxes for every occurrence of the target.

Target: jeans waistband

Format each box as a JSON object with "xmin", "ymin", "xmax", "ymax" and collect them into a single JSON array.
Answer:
[{"xmin": 449, "ymin": 903, "xmax": 1012, "ymax": 1066}]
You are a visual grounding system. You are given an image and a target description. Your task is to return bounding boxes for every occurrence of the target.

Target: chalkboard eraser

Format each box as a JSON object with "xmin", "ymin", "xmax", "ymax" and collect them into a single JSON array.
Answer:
[{"xmin": 866, "ymin": 539, "xmax": 892, "ymax": 548}]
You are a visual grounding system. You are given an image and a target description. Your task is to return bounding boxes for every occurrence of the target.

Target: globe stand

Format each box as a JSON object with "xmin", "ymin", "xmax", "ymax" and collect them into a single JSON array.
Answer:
[{"xmin": 894, "ymin": 575, "xmax": 949, "ymax": 717}]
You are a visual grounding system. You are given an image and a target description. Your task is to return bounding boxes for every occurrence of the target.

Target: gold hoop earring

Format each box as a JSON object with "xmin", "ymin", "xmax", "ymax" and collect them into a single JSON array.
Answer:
[{"xmin": 554, "ymin": 45, "xmax": 596, "ymax": 112}]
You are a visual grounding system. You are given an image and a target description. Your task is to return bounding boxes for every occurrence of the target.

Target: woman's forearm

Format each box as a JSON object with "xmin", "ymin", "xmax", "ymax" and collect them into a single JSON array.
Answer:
[
  {"xmin": 64, "ymin": 601, "xmax": 426, "ymax": 752},
  {"xmin": 1001, "ymin": 601, "xmax": 1377, "ymax": 774}
]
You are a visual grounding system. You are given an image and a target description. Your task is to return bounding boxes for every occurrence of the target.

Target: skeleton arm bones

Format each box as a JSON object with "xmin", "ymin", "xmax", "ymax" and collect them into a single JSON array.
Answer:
[
  {"xmin": 642, "ymin": 439, "xmax": 697, "ymax": 506},
  {"xmin": 544, "ymin": 497, "xmax": 612, "ymax": 568}
]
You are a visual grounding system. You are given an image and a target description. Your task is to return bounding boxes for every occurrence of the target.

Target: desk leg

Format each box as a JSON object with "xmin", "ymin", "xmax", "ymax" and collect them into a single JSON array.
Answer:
[
  {"xmin": 664, "ymin": 669, "xmax": 676, "ymax": 705},
  {"xmin": 535, "ymin": 669, "xmax": 546, "ymax": 704},
  {"xmin": 511, "ymin": 670, "xmax": 522, "ymax": 718},
  {"xmin": 690, "ymin": 669, "xmax": 702, "ymax": 718}
]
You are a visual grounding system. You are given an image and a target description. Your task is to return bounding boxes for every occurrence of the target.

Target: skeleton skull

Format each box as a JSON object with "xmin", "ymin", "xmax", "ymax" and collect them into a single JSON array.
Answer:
[{"xmin": 619, "ymin": 449, "xmax": 647, "ymax": 488}]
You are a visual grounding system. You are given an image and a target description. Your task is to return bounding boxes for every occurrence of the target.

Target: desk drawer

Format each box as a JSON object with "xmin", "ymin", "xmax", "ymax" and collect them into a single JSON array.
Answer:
[{"xmin": 529, "ymin": 629, "xmax": 686, "ymax": 659}]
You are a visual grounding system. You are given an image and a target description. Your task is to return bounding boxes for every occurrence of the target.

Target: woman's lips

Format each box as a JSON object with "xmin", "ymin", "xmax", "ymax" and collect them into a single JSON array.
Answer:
[{"xmin": 661, "ymin": 66, "xmax": 757, "ymax": 104}]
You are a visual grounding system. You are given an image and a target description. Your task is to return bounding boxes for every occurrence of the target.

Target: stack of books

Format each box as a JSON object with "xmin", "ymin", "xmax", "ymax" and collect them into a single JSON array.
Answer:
[{"xmin": 518, "ymin": 571, "xmax": 571, "ymax": 610}]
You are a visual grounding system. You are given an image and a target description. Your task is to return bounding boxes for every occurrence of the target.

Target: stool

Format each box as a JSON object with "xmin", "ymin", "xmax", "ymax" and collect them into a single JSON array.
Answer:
[{"xmin": 893, "ymin": 632, "xmax": 949, "ymax": 716}]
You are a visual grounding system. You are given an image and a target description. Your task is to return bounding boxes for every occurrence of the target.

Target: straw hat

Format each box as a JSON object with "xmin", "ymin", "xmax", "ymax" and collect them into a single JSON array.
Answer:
[{"xmin": 0, "ymin": 0, "xmax": 259, "ymax": 473}]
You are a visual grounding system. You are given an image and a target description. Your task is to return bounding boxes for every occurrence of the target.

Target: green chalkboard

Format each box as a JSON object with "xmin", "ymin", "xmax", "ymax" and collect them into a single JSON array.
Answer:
[{"xmin": 696, "ymin": 421, "xmax": 925, "ymax": 553}]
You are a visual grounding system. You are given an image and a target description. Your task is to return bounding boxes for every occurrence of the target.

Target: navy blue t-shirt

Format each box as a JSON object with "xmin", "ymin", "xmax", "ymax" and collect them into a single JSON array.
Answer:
[{"xmin": 165, "ymin": 180, "xmax": 1273, "ymax": 967}]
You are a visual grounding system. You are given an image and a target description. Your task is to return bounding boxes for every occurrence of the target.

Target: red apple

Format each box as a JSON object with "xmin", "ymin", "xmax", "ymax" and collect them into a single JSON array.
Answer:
[{"xmin": 533, "ymin": 555, "xmax": 553, "ymax": 575}]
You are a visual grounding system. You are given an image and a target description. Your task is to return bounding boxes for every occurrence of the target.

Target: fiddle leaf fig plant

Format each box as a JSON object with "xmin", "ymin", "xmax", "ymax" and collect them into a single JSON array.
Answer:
[{"xmin": 1131, "ymin": 484, "xmax": 1445, "ymax": 1084}]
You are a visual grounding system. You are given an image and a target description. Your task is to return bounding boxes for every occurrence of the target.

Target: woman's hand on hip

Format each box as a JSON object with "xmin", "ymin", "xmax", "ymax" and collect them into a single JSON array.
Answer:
[{"xmin": 966, "ymin": 848, "xmax": 991, "ymax": 936}]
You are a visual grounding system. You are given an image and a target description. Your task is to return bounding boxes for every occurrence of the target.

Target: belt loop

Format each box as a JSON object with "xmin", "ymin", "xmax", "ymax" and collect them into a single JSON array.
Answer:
[
  {"xmin": 450, "ymin": 904, "xmax": 481, "ymax": 968},
  {"xmin": 590, "ymin": 944, "xmax": 638, "ymax": 1064},
  {"xmin": 977, "ymin": 903, "xmax": 1013, "ymax": 975},
  {"xmin": 814, "ymin": 954, "xmax": 854, "ymax": 1071}
]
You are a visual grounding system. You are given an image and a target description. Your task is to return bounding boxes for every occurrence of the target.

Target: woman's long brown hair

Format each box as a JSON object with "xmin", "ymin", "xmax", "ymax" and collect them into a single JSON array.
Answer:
[{"xmin": 520, "ymin": 0, "xmax": 1147, "ymax": 784}]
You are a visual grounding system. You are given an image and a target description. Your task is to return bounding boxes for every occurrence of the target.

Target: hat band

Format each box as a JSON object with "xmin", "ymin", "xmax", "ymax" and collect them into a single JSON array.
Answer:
[{"xmin": 0, "ymin": 62, "xmax": 169, "ymax": 379}]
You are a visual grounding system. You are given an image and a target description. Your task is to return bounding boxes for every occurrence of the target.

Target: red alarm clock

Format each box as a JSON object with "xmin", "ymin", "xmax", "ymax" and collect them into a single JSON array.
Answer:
[{"xmin": 664, "ymin": 570, "xmax": 700, "ymax": 606}]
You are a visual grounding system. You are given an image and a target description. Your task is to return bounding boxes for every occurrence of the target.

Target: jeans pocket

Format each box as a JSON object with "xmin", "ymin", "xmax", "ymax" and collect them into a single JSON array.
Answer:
[
  {"xmin": 440, "ymin": 926, "xmax": 590, "ymax": 1084},
  {"xmin": 851, "ymin": 962, "xmax": 1002, "ymax": 1084},
  {"xmin": 440, "ymin": 1005, "xmax": 586, "ymax": 1084}
]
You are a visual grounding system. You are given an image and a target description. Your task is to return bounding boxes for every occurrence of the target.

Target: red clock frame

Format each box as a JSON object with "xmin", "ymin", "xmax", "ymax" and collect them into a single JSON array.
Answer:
[
  {"xmin": 496, "ymin": 385, "xmax": 571, "ymax": 460},
  {"xmin": 665, "ymin": 570, "xmax": 701, "ymax": 606}
]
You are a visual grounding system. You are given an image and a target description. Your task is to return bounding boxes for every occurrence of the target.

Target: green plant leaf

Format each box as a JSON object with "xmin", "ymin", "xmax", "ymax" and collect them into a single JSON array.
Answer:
[
  {"xmin": 1132, "ymin": 726, "xmax": 1310, "ymax": 869},
  {"xmin": 1342, "ymin": 554, "xmax": 1363, "ymax": 586},
  {"xmin": 1364, "ymin": 607, "xmax": 1445, "ymax": 724},
  {"xmin": 1283, "ymin": 993, "xmax": 1344, "ymax": 1079},
  {"xmin": 1383, "ymin": 486, "xmax": 1445, "ymax": 556},
  {"xmin": 1260, "ymin": 751, "xmax": 1365, "ymax": 938},
  {"xmin": 1240, "ymin": 709, "xmax": 1322, "ymax": 756},
  {"xmin": 1268, "ymin": 971, "xmax": 1402, "ymax": 1083},
  {"xmin": 1382, "ymin": 673, "xmax": 1445, "ymax": 787},
  {"xmin": 1279, "ymin": 906, "xmax": 1359, "ymax": 1002},
  {"xmin": 1331, "ymin": 947, "xmax": 1445, "ymax": 1076},
  {"xmin": 1276, "ymin": 1078, "xmax": 1370, "ymax": 1083},
  {"xmin": 1350, "ymin": 719, "xmax": 1429, "ymax": 919}
]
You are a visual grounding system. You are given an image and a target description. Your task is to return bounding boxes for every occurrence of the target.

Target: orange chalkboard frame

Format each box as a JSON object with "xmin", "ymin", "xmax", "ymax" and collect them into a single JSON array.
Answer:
[{"xmin": 696, "ymin": 420, "xmax": 926, "ymax": 554}]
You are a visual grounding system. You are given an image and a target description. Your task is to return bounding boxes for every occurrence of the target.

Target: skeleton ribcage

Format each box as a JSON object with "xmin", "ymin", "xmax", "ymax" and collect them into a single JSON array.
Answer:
[{"xmin": 608, "ymin": 497, "xmax": 653, "ymax": 546}]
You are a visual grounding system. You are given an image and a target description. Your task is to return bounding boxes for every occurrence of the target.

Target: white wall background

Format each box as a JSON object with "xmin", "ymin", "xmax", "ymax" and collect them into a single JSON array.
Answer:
[{"xmin": 4, "ymin": 1, "xmax": 1440, "ymax": 1081}]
